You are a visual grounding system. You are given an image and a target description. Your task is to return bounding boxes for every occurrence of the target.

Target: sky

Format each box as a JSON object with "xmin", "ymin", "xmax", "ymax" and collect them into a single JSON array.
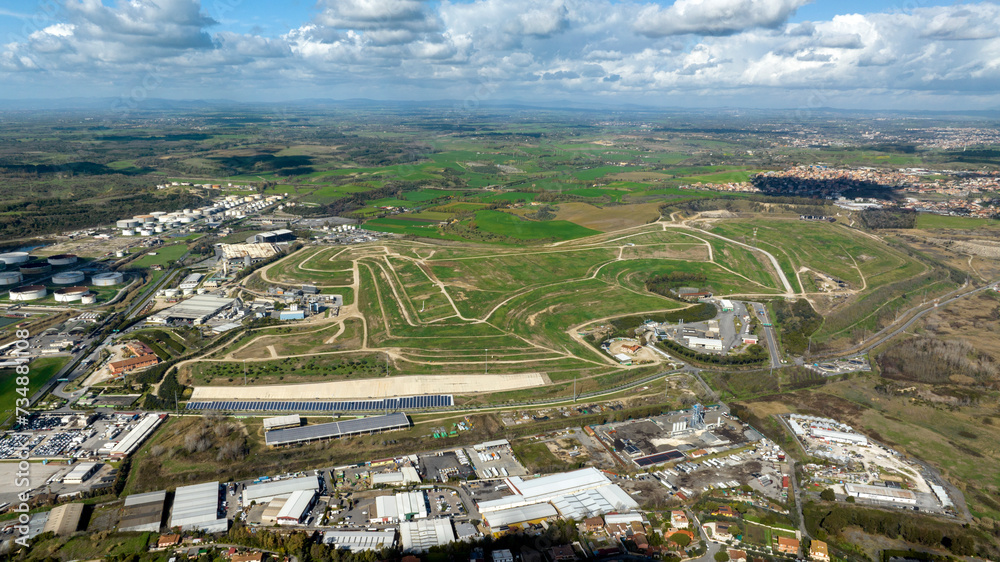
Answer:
[{"xmin": 0, "ymin": 0, "xmax": 997, "ymax": 110}]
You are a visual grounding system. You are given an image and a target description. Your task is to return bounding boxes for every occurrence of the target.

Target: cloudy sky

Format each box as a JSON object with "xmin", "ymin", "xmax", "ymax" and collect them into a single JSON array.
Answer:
[{"xmin": 0, "ymin": 0, "xmax": 997, "ymax": 109}]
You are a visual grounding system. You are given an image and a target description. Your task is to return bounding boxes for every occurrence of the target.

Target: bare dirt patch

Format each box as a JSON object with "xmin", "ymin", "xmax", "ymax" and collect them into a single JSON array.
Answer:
[{"xmin": 554, "ymin": 202, "xmax": 661, "ymax": 232}]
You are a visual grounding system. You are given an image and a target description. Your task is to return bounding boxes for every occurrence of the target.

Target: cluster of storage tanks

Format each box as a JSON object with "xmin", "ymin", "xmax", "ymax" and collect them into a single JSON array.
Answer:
[
  {"xmin": 117, "ymin": 207, "xmax": 214, "ymax": 235},
  {"xmin": 0, "ymin": 251, "xmax": 123, "ymax": 302}
]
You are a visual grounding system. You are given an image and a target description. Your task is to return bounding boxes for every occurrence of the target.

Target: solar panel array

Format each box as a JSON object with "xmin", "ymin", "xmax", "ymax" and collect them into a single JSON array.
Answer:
[
  {"xmin": 265, "ymin": 412, "xmax": 410, "ymax": 446},
  {"xmin": 185, "ymin": 395, "xmax": 453, "ymax": 412},
  {"xmin": 633, "ymin": 449, "xmax": 685, "ymax": 467}
]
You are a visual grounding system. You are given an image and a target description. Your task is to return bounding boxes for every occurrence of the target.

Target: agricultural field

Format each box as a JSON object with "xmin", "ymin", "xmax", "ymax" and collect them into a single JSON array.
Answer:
[{"xmin": 0, "ymin": 356, "xmax": 70, "ymax": 422}]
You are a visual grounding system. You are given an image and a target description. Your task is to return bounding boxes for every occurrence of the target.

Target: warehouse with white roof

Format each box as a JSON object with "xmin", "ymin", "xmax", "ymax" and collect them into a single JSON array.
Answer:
[
  {"xmin": 323, "ymin": 530, "xmax": 396, "ymax": 552},
  {"xmin": 399, "ymin": 519, "xmax": 456, "ymax": 553},
  {"xmin": 276, "ymin": 489, "xmax": 316, "ymax": 525},
  {"xmin": 169, "ymin": 482, "xmax": 227, "ymax": 532},
  {"xmin": 242, "ymin": 475, "xmax": 320, "ymax": 504}
]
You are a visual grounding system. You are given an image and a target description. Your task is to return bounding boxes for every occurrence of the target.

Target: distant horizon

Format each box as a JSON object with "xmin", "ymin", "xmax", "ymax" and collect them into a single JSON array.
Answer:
[
  {"xmin": 2, "ymin": 0, "xmax": 999, "ymax": 111},
  {"xmin": 1, "ymin": 95, "xmax": 999, "ymax": 117}
]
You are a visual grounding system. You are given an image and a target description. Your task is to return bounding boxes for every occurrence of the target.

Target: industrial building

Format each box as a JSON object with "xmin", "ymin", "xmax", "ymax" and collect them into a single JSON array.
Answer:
[
  {"xmin": 109, "ymin": 414, "xmax": 166, "ymax": 459},
  {"xmin": 323, "ymin": 530, "xmax": 396, "ymax": 552},
  {"xmin": 109, "ymin": 354, "xmax": 160, "ymax": 375},
  {"xmin": 684, "ymin": 336, "xmax": 724, "ymax": 351},
  {"xmin": 810, "ymin": 427, "xmax": 868, "ymax": 446},
  {"xmin": 63, "ymin": 462, "xmax": 101, "ymax": 484},
  {"xmin": 373, "ymin": 491, "xmax": 428, "ymax": 523},
  {"xmin": 248, "ymin": 229, "xmax": 295, "ymax": 244},
  {"xmin": 219, "ymin": 243, "xmax": 281, "ymax": 266},
  {"xmin": 371, "ymin": 466, "xmax": 421, "ymax": 486},
  {"xmin": 261, "ymin": 498, "xmax": 287, "ymax": 526},
  {"xmin": 264, "ymin": 413, "xmax": 410, "ymax": 447},
  {"xmin": 119, "ymin": 490, "xmax": 167, "ymax": 532},
  {"xmin": 399, "ymin": 519, "xmax": 456, "ymax": 553},
  {"xmin": 42, "ymin": 503, "xmax": 85, "ymax": 536},
  {"xmin": 275, "ymin": 489, "xmax": 316, "ymax": 525},
  {"xmin": 169, "ymin": 481, "xmax": 227, "ymax": 533},
  {"xmin": 242, "ymin": 475, "xmax": 320, "ymax": 505},
  {"xmin": 263, "ymin": 414, "xmax": 301, "ymax": 431},
  {"xmin": 179, "ymin": 273, "xmax": 203, "ymax": 290},
  {"xmin": 477, "ymin": 468, "xmax": 638, "ymax": 526},
  {"xmin": 148, "ymin": 294, "xmax": 236, "ymax": 325},
  {"xmin": 843, "ymin": 483, "xmax": 917, "ymax": 505},
  {"xmin": 481, "ymin": 503, "xmax": 558, "ymax": 529}
]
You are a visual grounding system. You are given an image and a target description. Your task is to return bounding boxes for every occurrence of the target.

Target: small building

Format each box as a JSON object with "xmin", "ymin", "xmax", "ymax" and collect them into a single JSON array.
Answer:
[
  {"xmin": 549, "ymin": 545, "xmax": 578, "ymax": 561},
  {"xmin": 777, "ymin": 536, "xmax": 800, "ymax": 555},
  {"xmin": 584, "ymin": 516, "xmax": 605, "ymax": 533},
  {"xmin": 670, "ymin": 510, "xmax": 688, "ymax": 529},
  {"xmin": 399, "ymin": 518, "xmax": 456, "ymax": 553},
  {"xmin": 42, "ymin": 503, "xmax": 85, "ymax": 536},
  {"xmin": 728, "ymin": 549, "xmax": 748, "ymax": 562},
  {"xmin": 277, "ymin": 310, "xmax": 305, "ymax": 321},
  {"xmin": 157, "ymin": 534, "xmax": 182, "ymax": 549},
  {"xmin": 685, "ymin": 336, "xmax": 723, "ymax": 351},
  {"xmin": 843, "ymin": 483, "xmax": 916, "ymax": 505},
  {"xmin": 810, "ymin": 539, "xmax": 830, "ymax": 561},
  {"xmin": 301, "ymin": 285, "xmax": 319, "ymax": 295},
  {"xmin": 63, "ymin": 462, "xmax": 101, "ymax": 484},
  {"xmin": 263, "ymin": 414, "xmax": 301, "ymax": 431},
  {"xmin": 718, "ymin": 299, "xmax": 734, "ymax": 312},
  {"xmin": 491, "ymin": 549, "xmax": 514, "ymax": 562},
  {"xmin": 741, "ymin": 334, "xmax": 759, "ymax": 345},
  {"xmin": 231, "ymin": 552, "xmax": 265, "ymax": 562},
  {"xmin": 249, "ymin": 229, "xmax": 295, "ymax": 244}
]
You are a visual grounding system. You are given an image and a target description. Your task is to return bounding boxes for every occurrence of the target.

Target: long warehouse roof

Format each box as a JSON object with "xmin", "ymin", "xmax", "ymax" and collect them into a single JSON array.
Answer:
[
  {"xmin": 265, "ymin": 413, "xmax": 409, "ymax": 446},
  {"xmin": 170, "ymin": 481, "xmax": 222, "ymax": 530},
  {"xmin": 242, "ymin": 475, "xmax": 319, "ymax": 504}
]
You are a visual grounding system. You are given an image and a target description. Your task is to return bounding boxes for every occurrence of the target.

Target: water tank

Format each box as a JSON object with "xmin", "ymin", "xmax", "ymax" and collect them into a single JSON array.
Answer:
[
  {"xmin": 179, "ymin": 217, "xmax": 194, "ymax": 224},
  {"xmin": 0, "ymin": 252, "xmax": 30, "ymax": 265},
  {"xmin": 54, "ymin": 286, "xmax": 89, "ymax": 303},
  {"xmin": 139, "ymin": 229, "xmax": 152, "ymax": 236},
  {"xmin": 154, "ymin": 226, "xmax": 164, "ymax": 233},
  {"xmin": 115, "ymin": 251, "xmax": 125, "ymax": 258},
  {"xmin": 150, "ymin": 211, "xmax": 166, "ymax": 217},
  {"xmin": 19, "ymin": 261, "xmax": 51, "ymax": 275},
  {"xmin": 47, "ymin": 254, "xmax": 78, "ymax": 266},
  {"xmin": 80, "ymin": 294, "xmax": 97, "ymax": 304},
  {"xmin": 0, "ymin": 271, "xmax": 23, "ymax": 286},
  {"xmin": 122, "ymin": 229, "xmax": 135, "ymax": 236},
  {"xmin": 117, "ymin": 219, "xmax": 139, "ymax": 229},
  {"xmin": 9, "ymin": 285, "xmax": 47, "ymax": 301},
  {"xmin": 92, "ymin": 272, "xmax": 124, "ymax": 286},
  {"xmin": 52, "ymin": 271, "xmax": 86, "ymax": 285},
  {"xmin": 163, "ymin": 288, "xmax": 179, "ymax": 297}
]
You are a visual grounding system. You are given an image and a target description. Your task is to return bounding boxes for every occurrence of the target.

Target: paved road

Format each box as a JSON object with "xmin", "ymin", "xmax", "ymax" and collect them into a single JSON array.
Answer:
[
  {"xmin": 814, "ymin": 281, "xmax": 995, "ymax": 361},
  {"xmin": 747, "ymin": 301, "xmax": 782, "ymax": 368}
]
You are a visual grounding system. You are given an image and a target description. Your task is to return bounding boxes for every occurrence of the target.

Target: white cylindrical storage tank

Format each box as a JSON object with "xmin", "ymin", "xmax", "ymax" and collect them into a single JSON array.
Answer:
[
  {"xmin": 47, "ymin": 254, "xmax": 78, "ymax": 266},
  {"xmin": 179, "ymin": 217, "xmax": 194, "ymax": 224},
  {"xmin": 158, "ymin": 215, "xmax": 171, "ymax": 223},
  {"xmin": 164, "ymin": 288, "xmax": 179, "ymax": 297},
  {"xmin": 0, "ymin": 271, "xmax": 22, "ymax": 286},
  {"xmin": 183, "ymin": 208, "xmax": 193, "ymax": 215},
  {"xmin": 122, "ymin": 229, "xmax": 134, "ymax": 236},
  {"xmin": 196, "ymin": 288, "xmax": 207, "ymax": 294},
  {"xmin": 135, "ymin": 214, "xmax": 156, "ymax": 224},
  {"xmin": 80, "ymin": 294, "xmax": 97, "ymax": 304},
  {"xmin": 115, "ymin": 251, "xmax": 125, "ymax": 258},
  {"xmin": 0, "ymin": 252, "xmax": 30, "ymax": 265},
  {"xmin": 190, "ymin": 209, "xmax": 202, "ymax": 216},
  {"xmin": 182, "ymin": 287, "xmax": 194, "ymax": 295},
  {"xmin": 139, "ymin": 229, "xmax": 152, "ymax": 236},
  {"xmin": 9, "ymin": 285, "xmax": 46, "ymax": 301},
  {"xmin": 54, "ymin": 286, "xmax": 89, "ymax": 303},
  {"xmin": 154, "ymin": 226, "xmax": 164, "ymax": 233},
  {"xmin": 52, "ymin": 271, "xmax": 85, "ymax": 285},
  {"xmin": 19, "ymin": 261, "xmax": 51, "ymax": 275},
  {"xmin": 150, "ymin": 211, "xmax": 166, "ymax": 218},
  {"xmin": 117, "ymin": 219, "xmax": 138, "ymax": 229},
  {"xmin": 92, "ymin": 272, "xmax": 124, "ymax": 286}
]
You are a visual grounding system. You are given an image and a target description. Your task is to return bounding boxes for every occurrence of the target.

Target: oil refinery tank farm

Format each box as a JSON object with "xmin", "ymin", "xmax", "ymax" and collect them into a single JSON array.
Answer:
[
  {"xmin": 19, "ymin": 261, "xmax": 51, "ymax": 275},
  {"xmin": 52, "ymin": 271, "xmax": 86, "ymax": 285},
  {"xmin": 0, "ymin": 252, "xmax": 30, "ymax": 265},
  {"xmin": 47, "ymin": 254, "xmax": 79, "ymax": 266},
  {"xmin": 92, "ymin": 272, "xmax": 124, "ymax": 286},
  {"xmin": 54, "ymin": 287, "xmax": 90, "ymax": 303},
  {"xmin": 0, "ymin": 272, "xmax": 23, "ymax": 286},
  {"xmin": 9, "ymin": 285, "xmax": 47, "ymax": 301}
]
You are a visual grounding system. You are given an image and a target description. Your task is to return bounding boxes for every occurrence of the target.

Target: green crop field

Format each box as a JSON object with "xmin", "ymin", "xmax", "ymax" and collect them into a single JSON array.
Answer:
[
  {"xmin": 0, "ymin": 356, "xmax": 70, "ymax": 420},
  {"xmin": 471, "ymin": 210, "xmax": 600, "ymax": 241},
  {"xmin": 915, "ymin": 214, "xmax": 1000, "ymax": 230}
]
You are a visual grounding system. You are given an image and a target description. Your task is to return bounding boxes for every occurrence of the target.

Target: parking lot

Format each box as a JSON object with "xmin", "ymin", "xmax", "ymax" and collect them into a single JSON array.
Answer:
[{"xmin": 464, "ymin": 445, "xmax": 527, "ymax": 480}]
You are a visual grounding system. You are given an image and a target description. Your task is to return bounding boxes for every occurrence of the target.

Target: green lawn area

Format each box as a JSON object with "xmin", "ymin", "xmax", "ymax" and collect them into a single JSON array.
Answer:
[
  {"xmin": 915, "ymin": 214, "xmax": 1000, "ymax": 230},
  {"xmin": 130, "ymin": 244, "xmax": 189, "ymax": 270},
  {"xmin": 472, "ymin": 210, "xmax": 599, "ymax": 241},
  {"xmin": 0, "ymin": 355, "xmax": 71, "ymax": 417}
]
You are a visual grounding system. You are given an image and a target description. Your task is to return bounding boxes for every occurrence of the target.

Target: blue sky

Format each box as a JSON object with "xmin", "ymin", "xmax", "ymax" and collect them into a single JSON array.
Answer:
[{"xmin": 0, "ymin": 0, "xmax": 995, "ymax": 109}]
